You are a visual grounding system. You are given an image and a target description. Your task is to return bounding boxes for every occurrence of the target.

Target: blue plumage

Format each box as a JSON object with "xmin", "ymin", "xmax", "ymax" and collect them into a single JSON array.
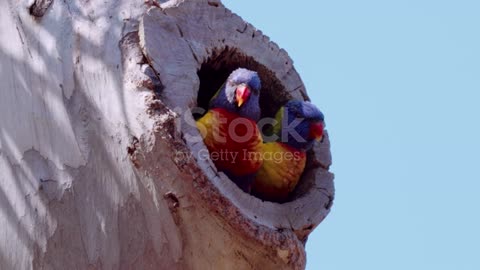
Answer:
[
  {"xmin": 209, "ymin": 68, "xmax": 262, "ymax": 121},
  {"xmin": 278, "ymin": 100, "xmax": 325, "ymax": 150}
]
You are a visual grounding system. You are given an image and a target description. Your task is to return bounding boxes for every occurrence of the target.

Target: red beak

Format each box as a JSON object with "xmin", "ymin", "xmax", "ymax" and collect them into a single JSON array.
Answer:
[
  {"xmin": 309, "ymin": 122, "xmax": 324, "ymax": 141},
  {"xmin": 235, "ymin": 85, "xmax": 251, "ymax": 107}
]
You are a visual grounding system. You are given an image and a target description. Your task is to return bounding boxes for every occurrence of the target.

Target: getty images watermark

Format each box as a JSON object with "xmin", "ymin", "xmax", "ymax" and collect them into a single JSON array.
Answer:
[{"xmin": 171, "ymin": 107, "xmax": 309, "ymax": 164}]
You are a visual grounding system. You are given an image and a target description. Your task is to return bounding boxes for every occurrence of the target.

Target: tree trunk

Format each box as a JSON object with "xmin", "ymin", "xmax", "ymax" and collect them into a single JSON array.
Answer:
[{"xmin": 0, "ymin": 0, "xmax": 334, "ymax": 269}]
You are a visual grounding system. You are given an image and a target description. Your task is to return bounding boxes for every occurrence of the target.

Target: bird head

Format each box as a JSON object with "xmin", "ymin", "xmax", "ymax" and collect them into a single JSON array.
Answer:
[
  {"xmin": 274, "ymin": 100, "xmax": 325, "ymax": 150},
  {"xmin": 210, "ymin": 68, "xmax": 262, "ymax": 121}
]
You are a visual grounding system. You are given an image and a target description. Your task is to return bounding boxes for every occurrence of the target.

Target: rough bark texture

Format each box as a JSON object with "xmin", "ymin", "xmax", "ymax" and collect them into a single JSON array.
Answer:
[{"xmin": 0, "ymin": 0, "xmax": 334, "ymax": 269}]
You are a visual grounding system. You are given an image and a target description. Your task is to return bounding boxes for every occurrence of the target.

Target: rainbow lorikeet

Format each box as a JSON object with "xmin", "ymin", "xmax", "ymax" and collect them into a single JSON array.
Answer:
[
  {"xmin": 252, "ymin": 100, "xmax": 325, "ymax": 202},
  {"xmin": 196, "ymin": 68, "xmax": 263, "ymax": 192}
]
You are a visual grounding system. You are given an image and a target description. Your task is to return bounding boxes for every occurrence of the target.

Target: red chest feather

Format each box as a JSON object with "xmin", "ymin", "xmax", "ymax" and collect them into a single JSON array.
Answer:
[{"xmin": 196, "ymin": 108, "xmax": 263, "ymax": 176}]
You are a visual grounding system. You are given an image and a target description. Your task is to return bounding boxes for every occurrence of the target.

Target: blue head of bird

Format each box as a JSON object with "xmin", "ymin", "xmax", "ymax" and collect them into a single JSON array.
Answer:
[
  {"xmin": 276, "ymin": 100, "xmax": 325, "ymax": 151},
  {"xmin": 209, "ymin": 68, "xmax": 262, "ymax": 121}
]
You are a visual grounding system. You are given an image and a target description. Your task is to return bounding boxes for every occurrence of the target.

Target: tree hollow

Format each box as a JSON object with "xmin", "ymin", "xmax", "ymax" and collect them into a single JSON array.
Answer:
[{"xmin": 138, "ymin": 0, "xmax": 334, "ymax": 246}]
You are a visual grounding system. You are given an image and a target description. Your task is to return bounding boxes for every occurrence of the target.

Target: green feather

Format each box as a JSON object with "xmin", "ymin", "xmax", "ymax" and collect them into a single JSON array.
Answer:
[
  {"xmin": 208, "ymin": 82, "xmax": 225, "ymax": 107},
  {"xmin": 272, "ymin": 106, "xmax": 284, "ymax": 137},
  {"xmin": 262, "ymin": 106, "xmax": 285, "ymax": 143}
]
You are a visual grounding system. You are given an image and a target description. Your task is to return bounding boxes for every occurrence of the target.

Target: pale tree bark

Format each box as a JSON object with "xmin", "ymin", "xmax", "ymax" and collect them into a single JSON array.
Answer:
[{"xmin": 0, "ymin": 0, "xmax": 334, "ymax": 269}]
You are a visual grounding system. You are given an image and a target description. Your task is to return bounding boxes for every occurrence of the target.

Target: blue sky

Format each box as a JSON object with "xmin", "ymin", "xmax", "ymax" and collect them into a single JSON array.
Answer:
[{"xmin": 223, "ymin": 1, "xmax": 480, "ymax": 269}]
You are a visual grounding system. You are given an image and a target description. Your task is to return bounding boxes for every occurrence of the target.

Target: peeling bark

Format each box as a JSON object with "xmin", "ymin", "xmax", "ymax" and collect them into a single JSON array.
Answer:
[
  {"xmin": 0, "ymin": 0, "xmax": 334, "ymax": 269},
  {"xmin": 29, "ymin": 0, "xmax": 54, "ymax": 17}
]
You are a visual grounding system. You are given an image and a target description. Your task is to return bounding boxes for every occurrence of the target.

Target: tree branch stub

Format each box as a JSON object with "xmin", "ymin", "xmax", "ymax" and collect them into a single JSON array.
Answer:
[{"xmin": 136, "ymin": 1, "xmax": 335, "ymax": 267}]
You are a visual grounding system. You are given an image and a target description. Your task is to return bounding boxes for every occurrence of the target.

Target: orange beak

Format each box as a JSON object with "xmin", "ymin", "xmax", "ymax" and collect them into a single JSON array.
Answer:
[
  {"xmin": 309, "ymin": 122, "xmax": 324, "ymax": 141},
  {"xmin": 235, "ymin": 85, "xmax": 251, "ymax": 107}
]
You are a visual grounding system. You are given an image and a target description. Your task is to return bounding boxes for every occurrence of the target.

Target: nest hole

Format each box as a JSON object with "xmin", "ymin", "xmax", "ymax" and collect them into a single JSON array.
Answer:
[
  {"xmin": 196, "ymin": 47, "xmax": 291, "ymax": 119},
  {"xmin": 195, "ymin": 46, "xmax": 320, "ymax": 203}
]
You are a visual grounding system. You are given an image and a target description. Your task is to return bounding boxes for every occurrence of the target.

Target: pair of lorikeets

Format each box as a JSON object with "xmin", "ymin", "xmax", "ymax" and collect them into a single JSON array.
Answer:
[{"xmin": 196, "ymin": 68, "xmax": 325, "ymax": 202}]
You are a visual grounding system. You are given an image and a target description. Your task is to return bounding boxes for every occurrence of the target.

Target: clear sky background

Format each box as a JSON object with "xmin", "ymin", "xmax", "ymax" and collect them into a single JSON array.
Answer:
[{"xmin": 223, "ymin": 1, "xmax": 480, "ymax": 269}]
